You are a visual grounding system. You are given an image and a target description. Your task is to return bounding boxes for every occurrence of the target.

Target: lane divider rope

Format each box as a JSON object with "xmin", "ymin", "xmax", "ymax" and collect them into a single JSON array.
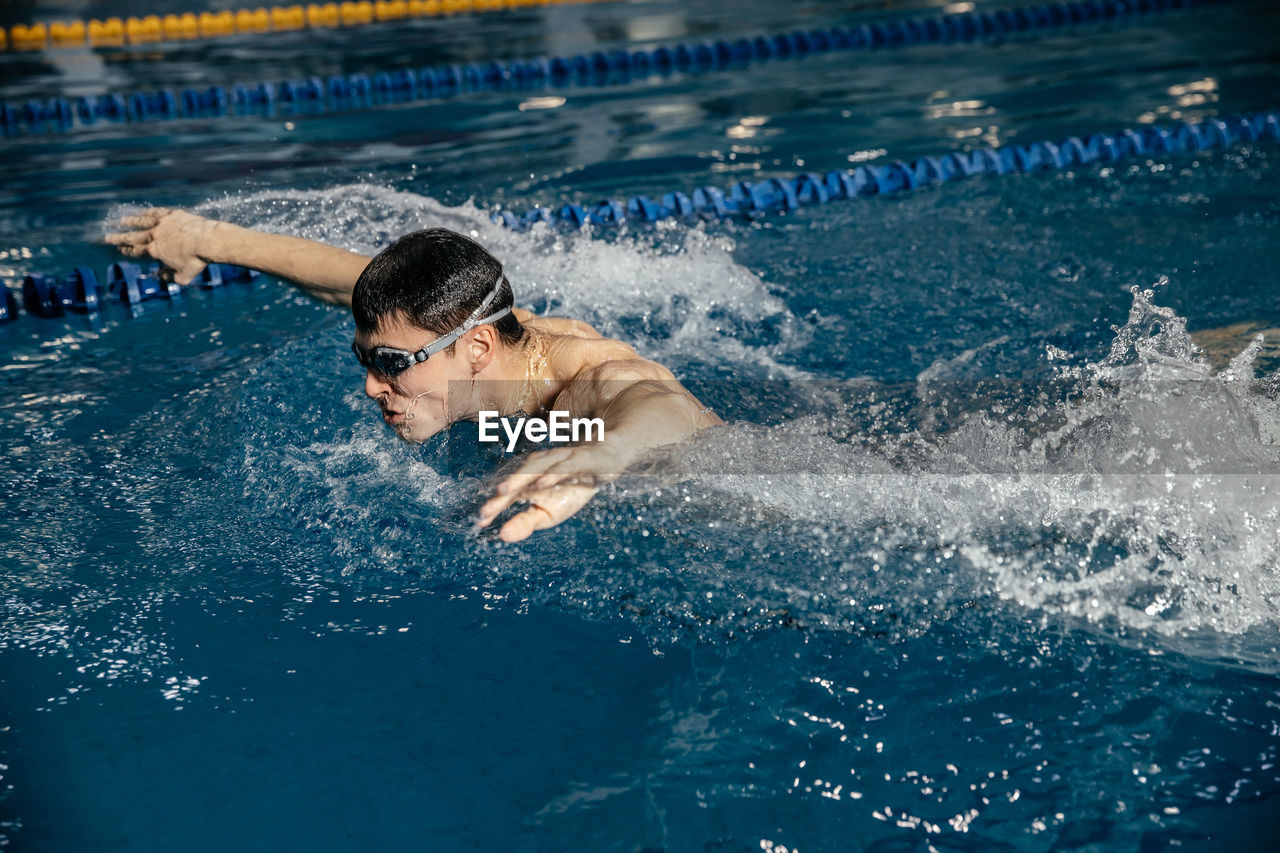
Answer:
[
  {"xmin": 490, "ymin": 111, "xmax": 1280, "ymax": 229},
  {"xmin": 0, "ymin": 0, "xmax": 613, "ymax": 53},
  {"xmin": 2, "ymin": 109, "xmax": 1275, "ymax": 327},
  {"xmin": 0, "ymin": 262, "xmax": 260, "ymax": 324},
  {"xmin": 1, "ymin": 0, "xmax": 1243, "ymax": 137}
]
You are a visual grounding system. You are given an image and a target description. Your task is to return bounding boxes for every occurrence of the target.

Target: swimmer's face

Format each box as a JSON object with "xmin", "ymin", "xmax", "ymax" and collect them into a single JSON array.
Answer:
[{"xmin": 354, "ymin": 314, "xmax": 477, "ymax": 443}]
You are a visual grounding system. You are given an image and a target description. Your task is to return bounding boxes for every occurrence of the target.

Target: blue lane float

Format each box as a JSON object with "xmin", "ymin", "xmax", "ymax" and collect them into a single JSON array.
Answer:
[
  {"xmin": 490, "ymin": 111, "xmax": 1280, "ymax": 230},
  {"xmin": 0, "ymin": 0, "xmax": 1244, "ymax": 137},
  {"xmin": 2, "ymin": 262, "xmax": 258, "ymax": 324},
  {"xmin": 0, "ymin": 288, "xmax": 17, "ymax": 322}
]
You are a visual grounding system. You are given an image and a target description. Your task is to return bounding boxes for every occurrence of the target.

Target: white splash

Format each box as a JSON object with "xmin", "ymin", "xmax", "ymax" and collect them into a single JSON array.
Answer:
[{"xmin": 663, "ymin": 286, "xmax": 1280, "ymax": 642}]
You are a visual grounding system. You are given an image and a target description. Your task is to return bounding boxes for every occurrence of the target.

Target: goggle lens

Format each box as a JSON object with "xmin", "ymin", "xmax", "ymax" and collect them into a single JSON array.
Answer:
[{"xmin": 352, "ymin": 343, "xmax": 415, "ymax": 377}]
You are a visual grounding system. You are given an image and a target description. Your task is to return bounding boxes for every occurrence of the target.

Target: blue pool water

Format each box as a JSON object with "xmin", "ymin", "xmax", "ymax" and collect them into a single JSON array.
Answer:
[{"xmin": 2, "ymin": 1, "xmax": 1279, "ymax": 850}]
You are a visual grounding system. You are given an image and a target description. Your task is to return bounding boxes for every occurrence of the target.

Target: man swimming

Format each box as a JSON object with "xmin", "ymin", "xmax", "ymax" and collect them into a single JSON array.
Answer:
[{"xmin": 106, "ymin": 208, "xmax": 721, "ymax": 543}]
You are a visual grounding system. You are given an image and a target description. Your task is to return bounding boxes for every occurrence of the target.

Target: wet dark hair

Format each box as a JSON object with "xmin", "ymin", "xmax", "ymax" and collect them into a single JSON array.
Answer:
[{"xmin": 351, "ymin": 228, "xmax": 524, "ymax": 351}]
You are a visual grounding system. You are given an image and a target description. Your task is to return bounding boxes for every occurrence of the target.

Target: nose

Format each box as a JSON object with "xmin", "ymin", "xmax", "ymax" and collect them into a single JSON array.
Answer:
[{"xmin": 364, "ymin": 368, "xmax": 393, "ymax": 400}]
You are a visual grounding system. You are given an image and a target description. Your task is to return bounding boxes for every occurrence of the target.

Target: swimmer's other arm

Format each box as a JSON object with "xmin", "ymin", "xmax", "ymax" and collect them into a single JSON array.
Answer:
[
  {"xmin": 105, "ymin": 208, "xmax": 368, "ymax": 306},
  {"xmin": 105, "ymin": 209, "xmax": 605, "ymax": 336},
  {"xmin": 476, "ymin": 358, "xmax": 720, "ymax": 543}
]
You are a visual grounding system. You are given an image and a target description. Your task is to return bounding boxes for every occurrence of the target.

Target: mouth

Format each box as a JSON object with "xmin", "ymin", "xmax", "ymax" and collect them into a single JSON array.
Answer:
[{"xmin": 382, "ymin": 408, "xmax": 405, "ymax": 425}]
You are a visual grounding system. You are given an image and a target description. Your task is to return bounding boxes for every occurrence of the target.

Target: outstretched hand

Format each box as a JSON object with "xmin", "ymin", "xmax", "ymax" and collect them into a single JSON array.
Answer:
[
  {"xmin": 104, "ymin": 208, "xmax": 217, "ymax": 285},
  {"xmin": 475, "ymin": 443, "xmax": 629, "ymax": 543}
]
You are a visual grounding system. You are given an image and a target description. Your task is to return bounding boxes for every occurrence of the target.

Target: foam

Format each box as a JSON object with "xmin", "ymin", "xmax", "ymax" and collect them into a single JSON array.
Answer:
[{"xmin": 651, "ymin": 286, "xmax": 1280, "ymax": 649}]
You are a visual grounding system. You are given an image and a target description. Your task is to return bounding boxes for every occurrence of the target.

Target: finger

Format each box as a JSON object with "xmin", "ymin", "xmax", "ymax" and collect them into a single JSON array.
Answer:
[
  {"xmin": 485, "ymin": 467, "xmax": 600, "ymax": 519},
  {"xmin": 497, "ymin": 504, "xmax": 556, "ymax": 543},
  {"xmin": 115, "ymin": 209, "xmax": 171, "ymax": 229},
  {"xmin": 498, "ymin": 485, "xmax": 597, "ymax": 543},
  {"xmin": 533, "ymin": 471, "xmax": 601, "ymax": 492},
  {"xmin": 476, "ymin": 469, "xmax": 576, "ymax": 527},
  {"xmin": 103, "ymin": 229, "xmax": 151, "ymax": 247},
  {"xmin": 477, "ymin": 447, "xmax": 598, "ymax": 525},
  {"xmin": 533, "ymin": 472, "xmax": 572, "ymax": 491},
  {"xmin": 476, "ymin": 477, "xmax": 536, "ymax": 525}
]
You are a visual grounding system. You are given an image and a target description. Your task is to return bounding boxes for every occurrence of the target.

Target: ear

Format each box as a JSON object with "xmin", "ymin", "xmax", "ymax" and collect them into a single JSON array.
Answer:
[{"xmin": 463, "ymin": 324, "xmax": 499, "ymax": 372}]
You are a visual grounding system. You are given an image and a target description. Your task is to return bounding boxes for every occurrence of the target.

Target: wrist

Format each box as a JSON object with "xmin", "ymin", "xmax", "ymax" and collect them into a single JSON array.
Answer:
[
  {"xmin": 199, "ymin": 218, "xmax": 237, "ymax": 264},
  {"xmin": 597, "ymin": 434, "xmax": 645, "ymax": 472}
]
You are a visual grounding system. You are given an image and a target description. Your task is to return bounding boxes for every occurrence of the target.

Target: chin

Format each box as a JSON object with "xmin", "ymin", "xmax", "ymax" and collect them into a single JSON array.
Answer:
[
  {"xmin": 393, "ymin": 422, "xmax": 442, "ymax": 444},
  {"xmin": 393, "ymin": 425, "xmax": 422, "ymax": 443}
]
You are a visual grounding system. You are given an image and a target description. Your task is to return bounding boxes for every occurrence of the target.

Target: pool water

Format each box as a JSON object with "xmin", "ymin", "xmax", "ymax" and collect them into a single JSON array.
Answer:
[{"xmin": 2, "ymin": 1, "xmax": 1279, "ymax": 850}]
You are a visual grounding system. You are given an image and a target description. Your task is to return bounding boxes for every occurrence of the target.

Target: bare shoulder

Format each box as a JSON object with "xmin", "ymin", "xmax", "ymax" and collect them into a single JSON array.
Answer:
[
  {"xmin": 555, "ymin": 334, "xmax": 673, "ymax": 382},
  {"xmin": 513, "ymin": 307, "xmax": 603, "ymax": 339},
  {"xmin": 549, "ymin": 336, "xmax": 674, "ymax": 408},
  {"xmin": 579, "ymin": 353, "xmax": 676, "ymax": 383},
  {"xmin": 550, "ymin": 345, "xmax": 672, "ymax": 421}
]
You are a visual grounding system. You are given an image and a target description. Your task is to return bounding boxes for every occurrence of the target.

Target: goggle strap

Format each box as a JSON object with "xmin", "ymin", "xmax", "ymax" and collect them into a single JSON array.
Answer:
[
  {"xmin": 460, "ymin": 273, "xmax": 504, "ymax": 331},
  {"xmin": 419, "ymin": 304, "xmax": 511, "ymax": 359}
]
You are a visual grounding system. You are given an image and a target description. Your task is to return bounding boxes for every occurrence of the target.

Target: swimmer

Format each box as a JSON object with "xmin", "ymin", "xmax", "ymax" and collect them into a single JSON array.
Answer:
[{"xmin": 106, "ymin": 208, "xmax": 722, "ymax": 543}]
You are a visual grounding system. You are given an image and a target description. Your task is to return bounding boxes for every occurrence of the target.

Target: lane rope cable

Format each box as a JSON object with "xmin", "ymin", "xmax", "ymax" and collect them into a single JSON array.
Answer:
[{"xmin": 491, "ymin": 111, "xmax": 1280, "ymax": 229}]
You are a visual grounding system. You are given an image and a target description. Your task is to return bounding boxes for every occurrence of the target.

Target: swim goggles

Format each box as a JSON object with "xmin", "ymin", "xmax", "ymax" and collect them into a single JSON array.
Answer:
[{"xmin": 351, "ymin": 275, "xmax": 512, "ymax": 378}]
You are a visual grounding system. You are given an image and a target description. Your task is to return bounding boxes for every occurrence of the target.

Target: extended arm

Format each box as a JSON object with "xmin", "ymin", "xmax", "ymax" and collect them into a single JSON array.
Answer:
[
  {"xmin": 105, "ymin": 208, "xmax": 370, "ymax": 305},
  {"xmin": 106, "ymin": 208, "xmax": 606, "ymax": 324},
  {"xmin": 476, "ymin": 359, "xmax": 720, "ymax": 542}
]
